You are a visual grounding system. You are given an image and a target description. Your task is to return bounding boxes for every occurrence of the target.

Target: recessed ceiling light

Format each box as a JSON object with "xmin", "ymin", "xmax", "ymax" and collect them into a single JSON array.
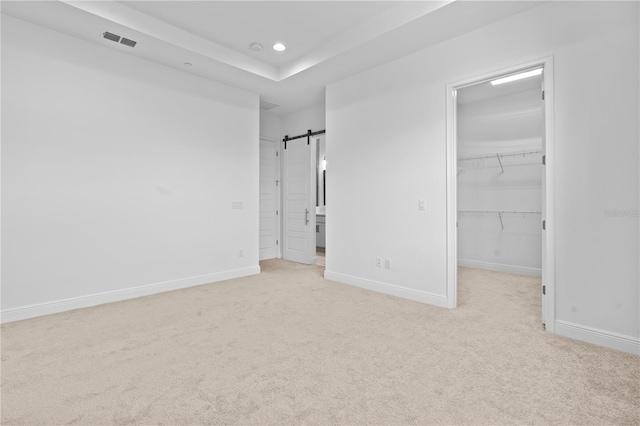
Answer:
[
  {"xmin": 491, "ymin": 68, "xmax": 542, "ymax": 85},
  {"xmin": 183, "ymin": 62, "xmax": 192, "ymax": 67},
  {"xmin": 249, "ymin": 42, "xmax": 263, "ymax": 52},
  {"xmin": 272, "ymin": 43, "xmax": 286, "ymax": 52}
]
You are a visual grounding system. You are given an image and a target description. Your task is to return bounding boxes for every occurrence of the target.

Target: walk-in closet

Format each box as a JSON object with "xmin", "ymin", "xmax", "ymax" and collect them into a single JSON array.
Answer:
[{"xmin": 456, "ymin": 68, "xmax": 544, "ymax": 314}]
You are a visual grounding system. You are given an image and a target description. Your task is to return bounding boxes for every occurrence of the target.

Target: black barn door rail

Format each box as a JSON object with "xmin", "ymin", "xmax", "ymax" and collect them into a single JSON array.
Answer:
[{"xmin": 283, "ymin": 129, "xmax": 326, "ymax": 149}]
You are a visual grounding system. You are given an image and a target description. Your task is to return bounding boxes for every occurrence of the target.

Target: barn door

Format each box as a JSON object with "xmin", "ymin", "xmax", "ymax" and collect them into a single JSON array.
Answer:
[{"xmin": 282, "ymin": 138, "xmax": 316, "ymax": 264}]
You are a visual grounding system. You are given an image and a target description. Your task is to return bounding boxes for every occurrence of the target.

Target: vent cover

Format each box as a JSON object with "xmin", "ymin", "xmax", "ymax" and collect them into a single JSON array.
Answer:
[
  {"xmin": 103, "ymin": 31, "xmax": 120, "ymax": 43},
  {"xmin": 120, "ymin": 38, "xmax": 137, "ymax": 48},
  {"xmin": 102, "ymin": 31, "xmax": 137, "ymax": 48}
]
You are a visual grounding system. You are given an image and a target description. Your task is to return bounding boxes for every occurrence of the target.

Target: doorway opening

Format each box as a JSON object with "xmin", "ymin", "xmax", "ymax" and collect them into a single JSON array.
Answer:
[
  {"xmin": 280, "ymin": 131, "xmax": 325, "ymax": 266},
  {"xmin": 446, "ymin": 58, "xmax": 555, "ymax": 331},
  {"xmin": 315, "ymin": 136, "xmax": 326, "ymax": 267}
]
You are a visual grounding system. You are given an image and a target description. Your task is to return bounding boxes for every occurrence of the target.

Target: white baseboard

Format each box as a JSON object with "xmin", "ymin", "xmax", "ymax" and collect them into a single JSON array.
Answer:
[
  {"xmin": 555, "ymin": 320, "xmax": 640, "ymax": 356},
  {"xmin": 324, "ymin": 271, "xmax": 448, "ymax": 308},
  {"xmin": 458, "ymin": 259, "xmax": 541, "ymax": 277},
  {"xmin": 1, "ymin": 265, "xmax": 261, "ymax": 324}
]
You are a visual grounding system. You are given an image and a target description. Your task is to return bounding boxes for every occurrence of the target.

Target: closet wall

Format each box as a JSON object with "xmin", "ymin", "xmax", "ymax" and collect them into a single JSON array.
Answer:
[{"xmin": 457, "ymin": 83, "xmax": 543, "ymax": 276}]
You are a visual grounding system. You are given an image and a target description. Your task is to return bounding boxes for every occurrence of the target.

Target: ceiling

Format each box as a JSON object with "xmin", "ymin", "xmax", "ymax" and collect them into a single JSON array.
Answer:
[
  {"xmin": 119, "ymin": 1, "xmax": 400, "ymax": 68},
  {"xmin": 1, "ymin": 1, "xmax": 545, "ymax": 116}
]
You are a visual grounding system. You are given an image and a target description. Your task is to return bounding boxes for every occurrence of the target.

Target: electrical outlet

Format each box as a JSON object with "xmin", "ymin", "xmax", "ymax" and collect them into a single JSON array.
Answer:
[
  {"xmin": 238, "ymin": 249, "xmax": 244, "ymax": 257},
  {"xmin": 385, "ymin": 258, "xmax": 391, "ymax": 269},
  {"xmin": 231, "ymin": 201, "xmax": 244, "ymax": 209},
  {"xmin": 376, "ymin": 257, "xmax": 382, "ymax": 267},
  {"xmin": 418, "ymin": 199, "xmax": 426, "ymax": 210}
]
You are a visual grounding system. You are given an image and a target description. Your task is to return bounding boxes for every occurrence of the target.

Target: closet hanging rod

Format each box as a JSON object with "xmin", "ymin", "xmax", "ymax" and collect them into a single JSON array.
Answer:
[
  {"xmin": 458, "ymin": 210, "xmax": 542, "ymax": 215},
  {"xmin": 458, "ymin": 149, "xmax": 542, "ymax": 162},
  {"xmin": 282, "ymin": 129, "xmax": 326, "ymax": 149}
]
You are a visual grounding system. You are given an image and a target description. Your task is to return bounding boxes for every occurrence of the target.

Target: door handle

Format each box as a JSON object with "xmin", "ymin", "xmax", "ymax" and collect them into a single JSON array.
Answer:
[{"xmin": 305, "ymin": 208, "xmax": 309, "ymax": 225}]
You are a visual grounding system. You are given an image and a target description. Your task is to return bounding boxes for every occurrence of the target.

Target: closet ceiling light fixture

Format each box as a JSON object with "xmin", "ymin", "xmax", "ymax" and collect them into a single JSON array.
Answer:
[
  {"xmin": 491, "ymin": 68, "xmax": 542, "ymax": 85},
  {"xmin": 272, "ymin": 43, "xmax": 286, "ymax": 52}
]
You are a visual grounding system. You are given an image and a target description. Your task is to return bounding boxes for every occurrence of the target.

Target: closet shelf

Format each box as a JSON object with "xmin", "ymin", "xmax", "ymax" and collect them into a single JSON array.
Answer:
[
  {"xmin": 458, "ymin": 210, "xmax": 541, "ymax": 230},
  {"xmin": 458, "ymin": 150, "xmax": 542, "ymax": 162},
  {"xmin": 458, "ymin": 210, "xmax": 541, "ymax": 215},
  {"xmin": 457, "ymin": 150, "xmax": 542, "ymax": 174}
]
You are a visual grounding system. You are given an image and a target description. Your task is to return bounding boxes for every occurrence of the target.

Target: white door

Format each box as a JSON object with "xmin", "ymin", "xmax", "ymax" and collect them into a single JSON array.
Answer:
[
  {"xmin": 283, "ymin": 137, "xmax": 316, "ymax": 264},
  {"xmin": 259, "ymin": 139, "xmax": 279, "ymax": 260}
]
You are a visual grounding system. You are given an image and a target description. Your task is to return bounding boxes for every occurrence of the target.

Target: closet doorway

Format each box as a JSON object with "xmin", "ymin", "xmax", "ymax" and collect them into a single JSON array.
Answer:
[{"xmin": 446, "ymin": 58, "xmax": 555, "ymax": 330}]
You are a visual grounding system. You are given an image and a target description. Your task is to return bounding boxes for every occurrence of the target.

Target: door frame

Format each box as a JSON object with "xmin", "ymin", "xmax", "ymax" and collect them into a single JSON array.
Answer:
[{"xmin": 445, "ymin": 56, "xmax": 555, "ymax": 331}]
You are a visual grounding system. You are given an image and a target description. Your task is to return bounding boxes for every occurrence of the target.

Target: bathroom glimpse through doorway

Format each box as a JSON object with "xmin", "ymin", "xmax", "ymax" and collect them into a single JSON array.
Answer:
[{"xmin": 316, "ymin": 136, "xmax": 326, "ymax": 267}]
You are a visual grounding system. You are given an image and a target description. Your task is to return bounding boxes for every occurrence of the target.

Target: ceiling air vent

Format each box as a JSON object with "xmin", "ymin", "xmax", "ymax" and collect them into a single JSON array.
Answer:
[
  {"xmin": 102, "ymin": 31, "xmax": 137, "ymax": 48},
  {"xmin": 103, "ymin": 31, "xmax": 121, "ymax": 43},
  {"xmin": 120, "ymin": 38, "xmax": 137, "ymax": 48}
]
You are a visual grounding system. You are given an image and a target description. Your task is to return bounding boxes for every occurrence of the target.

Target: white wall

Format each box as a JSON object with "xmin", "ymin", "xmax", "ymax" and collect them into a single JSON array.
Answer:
[
  {"xmin": 1, "ymin": 15, "xmax": 260, "ymax": 321},
  {"xmin": 326, "ymin": 2, "xmax": 639, "ymax": 353},
  {"xmin": 280, "ymin": 104, "xmax": 326, "ymax": 140},
  {"xmin": 457, "ymin": 88, "xmax": 542, "ymax": 275},
  {"xmin": 259, "ymin": 111, "xmax": 281, "ymax": 141}
]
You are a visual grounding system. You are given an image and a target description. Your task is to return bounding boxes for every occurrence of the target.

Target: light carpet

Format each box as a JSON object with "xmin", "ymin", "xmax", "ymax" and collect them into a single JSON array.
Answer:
[{"xmin": 1, "ymin": 260, "xmax": 639, "ymax": 425}]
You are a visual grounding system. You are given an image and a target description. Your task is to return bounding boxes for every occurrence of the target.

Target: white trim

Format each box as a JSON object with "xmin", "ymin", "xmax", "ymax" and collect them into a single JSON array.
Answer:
[
  {"xmin": 0, "ymin": 266, "xmax": 260, "ymax": 324},
  {"xmin": 541, "ymin": 56, "xmax": 556, "ymax": 332},
  {"xmin": 445, "ymin": 82, "xmax": 458, "ymax": 309},
  {"xmin": 555, "ymin": 320, "xmax": 640, "ymax": 356},
  {"xmin": 324, "ymin": 271, "xmax": 448, "ymax": 308},
  {"xmin": 458, "ymin": 259, "xmax": 541, "ymax": 277},
  {"xmin": 445, "ymin": 56, "xmax": 555, "ymax": 324},
  {"xmin": 277, "ymin": 136, "xmax": 283, "ymax": 259},
  {"xmin": 276, "ymin": 139, "xmax": 282, "ymax": 259}
]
